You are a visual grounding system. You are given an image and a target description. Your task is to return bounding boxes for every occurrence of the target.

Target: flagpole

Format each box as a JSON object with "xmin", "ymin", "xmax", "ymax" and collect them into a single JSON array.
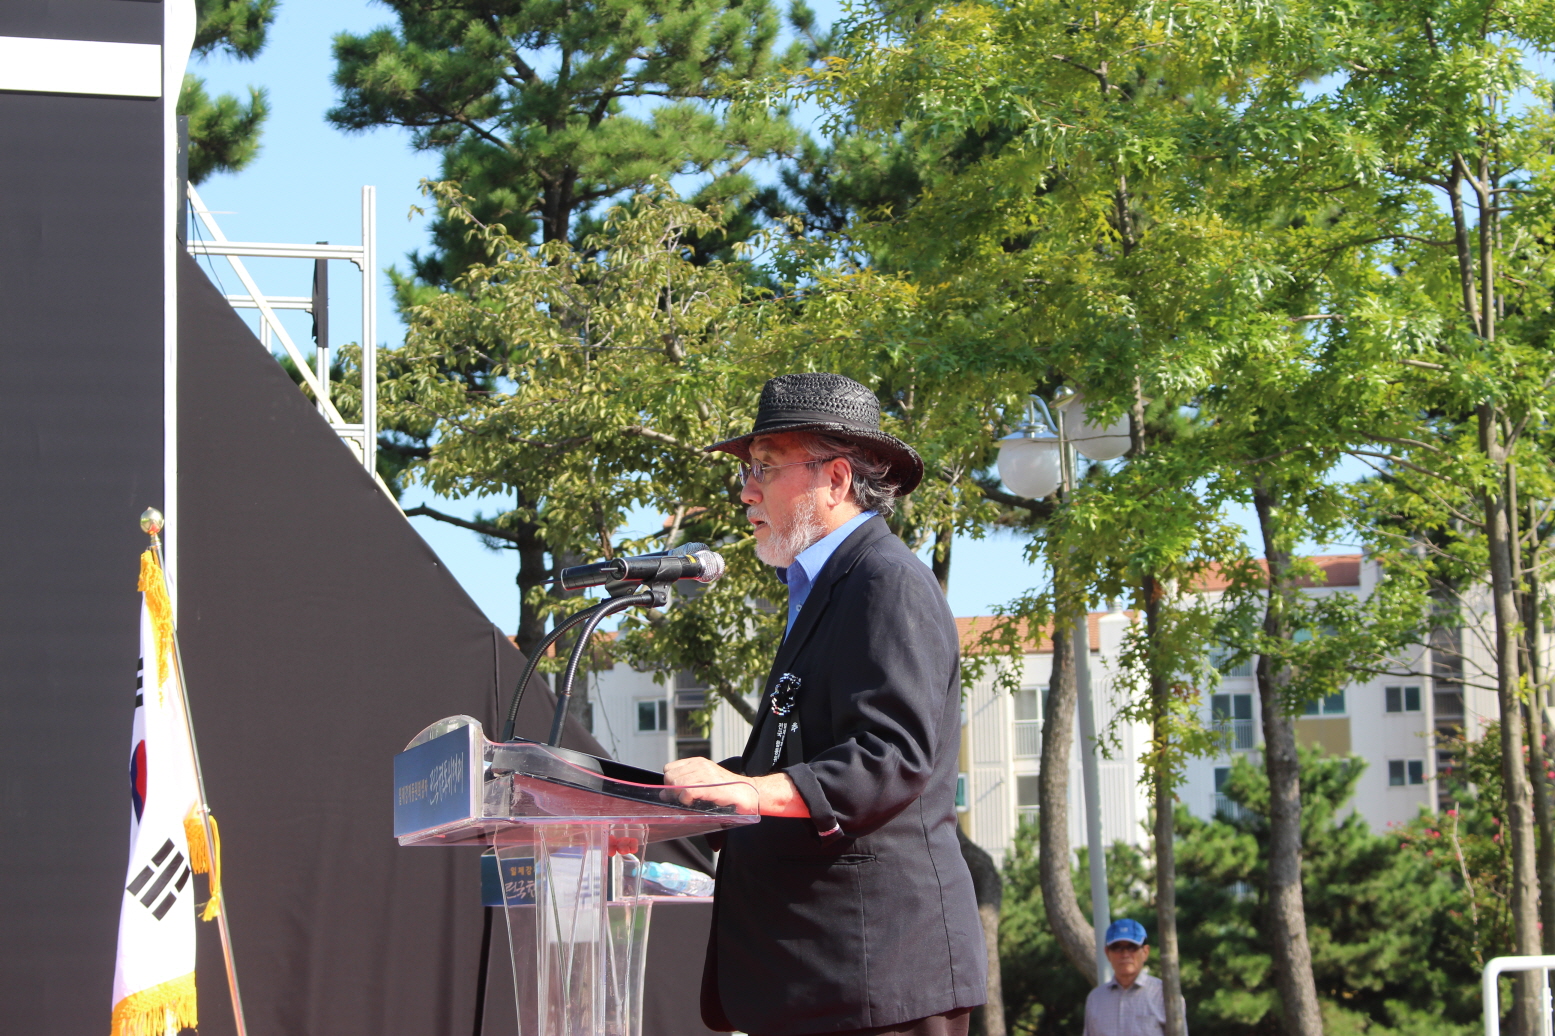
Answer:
[{"xmin": 141, "ymin": 508, "xmax": 250, "ymax": 1036}]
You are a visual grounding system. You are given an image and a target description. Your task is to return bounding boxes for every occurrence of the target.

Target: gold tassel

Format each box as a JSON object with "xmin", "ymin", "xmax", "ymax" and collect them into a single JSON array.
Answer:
[
  {"xmin": 109, "ymin": 971, "xmax": 198, "ymax": 1036},
  {"xmin": 184, "ymin": 806, "xmax": 224, "ymax": 921},
  {"xmin": 137, "ymin": 551, "xmax": 177, "ymax": 691}
]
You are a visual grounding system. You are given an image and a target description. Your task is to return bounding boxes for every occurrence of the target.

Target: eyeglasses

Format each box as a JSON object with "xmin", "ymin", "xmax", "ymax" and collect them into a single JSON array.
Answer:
[{"xmin": 739, "ymin": 456, "xmax": 840, "ymax": 485}]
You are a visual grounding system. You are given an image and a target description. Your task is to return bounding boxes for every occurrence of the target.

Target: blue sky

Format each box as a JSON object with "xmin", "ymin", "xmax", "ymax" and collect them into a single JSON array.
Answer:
[{"xmin": 186, "ymin": 1, "xmax": 1353, "ymax": 632}]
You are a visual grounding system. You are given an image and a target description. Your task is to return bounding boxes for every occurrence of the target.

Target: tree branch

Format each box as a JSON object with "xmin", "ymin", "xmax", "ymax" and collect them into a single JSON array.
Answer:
[
  {"xmin": 619, "ymin": 424, "xmax": 703, "ymax": 453},
  {"xmin": 405, "ymin": 504, "xmax": 528, "ymax": 544},
  {"xmin": 979, "ymin": 483, "xmax": 1055, "ymax": 520},
  {"xmin": 715, "ymin": 680, "xmax": 758, "ymax": 724}
]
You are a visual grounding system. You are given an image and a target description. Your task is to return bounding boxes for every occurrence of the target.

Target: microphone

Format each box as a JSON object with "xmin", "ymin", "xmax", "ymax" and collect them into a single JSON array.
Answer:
[{"xmin": 557, "ymin": 545, "xmax": 727, "ymax": 591}]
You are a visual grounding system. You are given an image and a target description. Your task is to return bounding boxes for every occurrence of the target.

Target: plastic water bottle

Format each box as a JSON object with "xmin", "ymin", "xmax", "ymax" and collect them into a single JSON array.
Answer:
[{"xmin": 640, "ymin": 861, "xmax": 715, "ymax": 897}]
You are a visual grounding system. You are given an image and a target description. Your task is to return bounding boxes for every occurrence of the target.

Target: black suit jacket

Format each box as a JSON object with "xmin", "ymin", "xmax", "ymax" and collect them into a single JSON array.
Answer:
[{"xmin": 702, "ymin": 516, "xmax": 986, "ymax": 1035}]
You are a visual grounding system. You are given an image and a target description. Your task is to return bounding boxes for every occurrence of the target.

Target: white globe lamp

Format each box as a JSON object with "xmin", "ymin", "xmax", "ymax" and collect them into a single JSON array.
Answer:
[
  {"xmin": 1056, "ymin": 391, "xmax": 1131, "ymax": 462},
  {"xmin": 1071, "ymin": 408, "xmax": 1131, "ymax": 461},
  {"xmin": 996, "ymin": 428, "xmax": 1062, "ymax": 499}
]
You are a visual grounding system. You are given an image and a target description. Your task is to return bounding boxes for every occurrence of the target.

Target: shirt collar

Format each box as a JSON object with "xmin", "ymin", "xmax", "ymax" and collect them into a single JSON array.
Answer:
[
  {"xmin": 1108, "ymin": 969, "xmax": 1151, "ymax": 990},
  {"xmin": 776, "ymin": 510, "xmax": 876, "ymax": 587}
]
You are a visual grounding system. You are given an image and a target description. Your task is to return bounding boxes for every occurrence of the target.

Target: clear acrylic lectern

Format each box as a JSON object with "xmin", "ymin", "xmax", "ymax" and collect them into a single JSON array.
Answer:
[{"xmin": 394, "ymin": 715, "xmax": 757, "ymax": 1036}]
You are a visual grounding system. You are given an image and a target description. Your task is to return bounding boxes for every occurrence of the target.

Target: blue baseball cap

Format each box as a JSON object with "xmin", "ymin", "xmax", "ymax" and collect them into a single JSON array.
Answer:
[{"xmin": 1105, "ymin": 919, "xmax": 1148, "ymax": 947}]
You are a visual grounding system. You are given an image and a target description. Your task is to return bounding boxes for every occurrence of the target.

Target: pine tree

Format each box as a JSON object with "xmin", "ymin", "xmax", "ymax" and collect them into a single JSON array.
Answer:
[
  {"xmin": 180, "ymin": 0, "xmax": 276, "ymax": 183},
  {"xmin": 327, "ymin": 0, "xmax": 802, "ymax": 284}
]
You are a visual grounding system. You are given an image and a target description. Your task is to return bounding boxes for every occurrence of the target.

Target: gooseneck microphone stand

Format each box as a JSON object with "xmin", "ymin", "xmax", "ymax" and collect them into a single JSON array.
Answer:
[
  {"xmin": 499, "ymin": 582, "xmax": 671, "ymax": 746},
  {"xmin": 545, "ymin": 587, "xmax": 661, "ymax": 745}
]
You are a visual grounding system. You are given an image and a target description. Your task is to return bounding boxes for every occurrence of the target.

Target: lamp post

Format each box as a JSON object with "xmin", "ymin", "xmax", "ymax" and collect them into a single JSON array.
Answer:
[{"xmin": 997, "ymin": 389, "xmax": 1129, "ymax": 984}]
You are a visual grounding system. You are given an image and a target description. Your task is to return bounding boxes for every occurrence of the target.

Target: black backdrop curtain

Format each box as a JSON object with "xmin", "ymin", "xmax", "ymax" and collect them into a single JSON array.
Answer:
[{"xmin": 0, "ymin": 4, "xmax": 166, "ymax": 1032}]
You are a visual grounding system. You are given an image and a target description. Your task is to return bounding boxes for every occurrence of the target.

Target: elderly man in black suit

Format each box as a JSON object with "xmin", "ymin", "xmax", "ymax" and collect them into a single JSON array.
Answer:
[{"xmin": 664, "ymin": 373, "xmax": 986, "ymax": 1036}]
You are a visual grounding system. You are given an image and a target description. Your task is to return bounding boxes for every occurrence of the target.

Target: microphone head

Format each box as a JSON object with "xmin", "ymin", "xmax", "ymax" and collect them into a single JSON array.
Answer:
[
  {"xmin": 669, "ymin": 541, "xmax": 709, "ymax": 557},
  {"xmin": 690, "ymin": 549, "xmax": 726, "ymax": 583}
]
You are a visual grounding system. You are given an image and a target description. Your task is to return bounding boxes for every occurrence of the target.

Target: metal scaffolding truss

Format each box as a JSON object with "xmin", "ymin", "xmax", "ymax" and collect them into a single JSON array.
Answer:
[{"xmin": 185, "ymin": 184, "xmax": 381, "ymax": 487}]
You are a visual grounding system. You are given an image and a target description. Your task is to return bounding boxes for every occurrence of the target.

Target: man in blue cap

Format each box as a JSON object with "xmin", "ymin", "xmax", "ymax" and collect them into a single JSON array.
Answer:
[{"xmin": 1083, "ymin": 919, "xmax": 1184, "ymax": 1036}]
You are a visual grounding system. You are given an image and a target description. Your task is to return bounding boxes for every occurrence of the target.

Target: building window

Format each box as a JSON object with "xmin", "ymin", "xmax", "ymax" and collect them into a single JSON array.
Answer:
[
  {"xmin": 672, "ymin": 671, "xmax": 713, "ymax": 758},
  {"xmin": 1388, "ymin": 760, "xmax": 1426, "ymax": 786},
  {"xmin": 1303, "ymin": 690, "xmax": 1346, "ymax": 716},
  {"xmin": 1016, "ymin": 774, "xmax": 1040, "ymax": 826},
  {"xmin": 955, "ymin": 773, "xmax": 969, "ymax": 813},
  {"xmin": 1213, "ymin": 767, "xmax": 1242, "ymax": 820},
  {"xmin": 1385, "ymin": 686, "xmax": 1421, "ymax": 713},
  {"xmin": 636, "ymin": 699, "xmax": 668, "ymax": 733},
  {"xmin": 1208, "ymin": 644, "xmax": 1253, "ymax": 678},
  {"xmin": 1211, "ymin": 693, "xmax": 1255, "ymax": 750},
  {"xmin": 1013, "ymin": 689, "xmax": 1041, "ymax": 759}
]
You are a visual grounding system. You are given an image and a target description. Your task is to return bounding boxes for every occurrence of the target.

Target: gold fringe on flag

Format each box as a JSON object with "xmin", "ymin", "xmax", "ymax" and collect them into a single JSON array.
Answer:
[
  {"xmin": 109, "ymin": 971, "xmax": 197, "ymax": 1036},
  {"xmin": 184, "ymin": 807, "xmax": 225, "ymax": 922},
  {"xmin": 137, "ymin": 550, "xmax": 176, "ymax": 691}
]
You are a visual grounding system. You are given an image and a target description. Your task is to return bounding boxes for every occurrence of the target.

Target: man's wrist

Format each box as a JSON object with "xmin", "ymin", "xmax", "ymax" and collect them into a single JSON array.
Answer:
[{"xmin": 753, "ymin": 773, "xmax": 809, "ymax": 817}]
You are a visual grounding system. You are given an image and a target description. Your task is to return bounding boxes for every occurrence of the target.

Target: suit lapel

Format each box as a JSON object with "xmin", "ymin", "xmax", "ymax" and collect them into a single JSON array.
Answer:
[{"xmin": 739, "ymin": 517, "xmax": 891, "ymax": 773}]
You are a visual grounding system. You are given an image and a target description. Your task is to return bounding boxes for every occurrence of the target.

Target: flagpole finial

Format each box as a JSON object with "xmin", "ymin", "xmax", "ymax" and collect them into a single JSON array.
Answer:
[{"xmin": 140, "ymin": 507, "xmax": 165, "ymax": 538}]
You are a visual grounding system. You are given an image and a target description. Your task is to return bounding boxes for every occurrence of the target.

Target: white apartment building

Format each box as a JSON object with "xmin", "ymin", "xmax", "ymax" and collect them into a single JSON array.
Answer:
[
  {"xmin": 584, "ymin": 649, "xmax": 752, "ymax": 773},
  {"xmin": 1179, "ymin": 555, "xmax": 1500, "ymax": 833},
  {"xmin": 958, "ymin": 609, "xmax": 1153, "ymax": 868},
  {"xmin": 579, "ymin": 554, "xmax": 1529, "ymax": 865}
]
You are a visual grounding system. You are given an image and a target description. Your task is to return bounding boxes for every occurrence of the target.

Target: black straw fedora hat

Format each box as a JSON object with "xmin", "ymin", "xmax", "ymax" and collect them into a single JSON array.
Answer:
[{"xmin": 704, "ymin": 373, "xmax": 924, "ymax": 496}]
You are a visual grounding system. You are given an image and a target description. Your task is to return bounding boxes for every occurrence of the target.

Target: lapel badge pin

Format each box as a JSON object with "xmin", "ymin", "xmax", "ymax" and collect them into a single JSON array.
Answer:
[{"xmin": 771, "ymin": 673, "xmax": 801, "ymax": 716}]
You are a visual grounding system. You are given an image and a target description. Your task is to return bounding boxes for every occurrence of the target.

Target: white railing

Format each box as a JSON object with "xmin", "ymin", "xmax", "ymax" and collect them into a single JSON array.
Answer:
[
  {"xmin": 1483, "ymin": 955, "xmax": 1555, "ymax": 1036},
  {"xmin": 1013, "ymin": 720, "xmax": 1041, "ymax": 759},
  {"xmin": 1214, "ymin": 793, "xmax": 1250, "ymax": 822},
  {"xmin": 1214, "ymin": 717, "xmax": 1256, "ymax": 751}
]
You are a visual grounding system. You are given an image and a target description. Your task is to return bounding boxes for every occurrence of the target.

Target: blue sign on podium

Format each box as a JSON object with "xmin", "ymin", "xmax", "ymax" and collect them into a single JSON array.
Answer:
[
  {"xmin": 393, "ymin": 723, "xmax": 479, "ymax": 838},
  {"xmin": 481, "ymin": 853, "xmax": 536, "ymax": 907}
]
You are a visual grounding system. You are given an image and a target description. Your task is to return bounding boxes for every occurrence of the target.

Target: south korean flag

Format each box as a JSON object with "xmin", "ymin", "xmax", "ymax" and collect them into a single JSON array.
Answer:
[{"xmin": 110, "ymin": 552, "xmax": 203, "ymax": 1036}]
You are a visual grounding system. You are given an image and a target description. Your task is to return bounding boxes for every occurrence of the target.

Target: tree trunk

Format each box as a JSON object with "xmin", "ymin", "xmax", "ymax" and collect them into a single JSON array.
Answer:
[
  {"xmin": 1525, "ymin": 696, "xmax": 1553, "ymax": 954},
  {"xmin": 1252, "ymin": 488, "xmax": 1324, "ymax": 1036},
  {"xmin": 1512, "ymin": 485, "xmax": 1555, "ymax": 953},
  {"xmin": 932, "ymin": 521, "xmax": 953, "ymax": 596},
  {"xmin": 1040, "ymin": 621, "xmax": 1100, "ymax": 985},
  {"xmin": 958, "ymin": 827, "xmax": 1006, "ymax": 1036},
  {"xmin": 514, "ymin": 531, "xmax": 550, "ymax": 658},
  {"xmin": 1478, "ymin": 404, "xmax": 1542, "ymax": 1032},
  {"xmin": 1144, "ymin": 575, "xmax": 1186, "ymax": 1036}
]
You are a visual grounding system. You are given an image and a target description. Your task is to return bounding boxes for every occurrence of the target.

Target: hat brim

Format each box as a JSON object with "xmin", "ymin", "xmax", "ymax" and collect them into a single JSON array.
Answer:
[{"xmin": 704, "ymin": 420, "xmax": 924, "ymax": 497}]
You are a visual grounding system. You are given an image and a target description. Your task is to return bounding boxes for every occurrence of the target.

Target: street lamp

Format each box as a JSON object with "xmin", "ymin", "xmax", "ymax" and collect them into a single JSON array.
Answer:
[
  {"xmin": 996, "ymin": 391, "xmax": 1130, "ymax": 499},
  {"xmin": 996, "ymin": 387, "xmax": 1120, "ymax": 984},
  {"xmin": 995, "ymin": 404, "xmax": 1062, "ymax": 500}
]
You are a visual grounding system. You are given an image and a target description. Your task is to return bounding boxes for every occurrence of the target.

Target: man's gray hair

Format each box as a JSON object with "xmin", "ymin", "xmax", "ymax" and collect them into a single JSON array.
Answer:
[{"xmin": 790, "ymin": 431, "xmax": 901, "ymax": 517}]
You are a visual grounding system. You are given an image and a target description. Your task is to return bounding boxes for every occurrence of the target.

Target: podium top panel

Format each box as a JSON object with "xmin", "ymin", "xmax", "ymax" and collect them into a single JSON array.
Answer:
[{"xmin": 395, "ymin": 716, "xmax": 762, "ymax": 847}]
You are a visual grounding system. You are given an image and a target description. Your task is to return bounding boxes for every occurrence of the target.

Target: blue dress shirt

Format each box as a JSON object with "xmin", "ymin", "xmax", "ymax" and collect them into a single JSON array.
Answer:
[{"xmin": 776, "ymin": 510, "xmax": 877, "ymax": 636}]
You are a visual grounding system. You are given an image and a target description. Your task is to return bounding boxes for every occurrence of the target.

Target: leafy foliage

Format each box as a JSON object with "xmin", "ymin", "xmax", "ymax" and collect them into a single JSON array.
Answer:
[
  {"xmin": 1000, "ymin": 749, "xmax": 1497, "ymax": 1036},
  {"xmin": 328, "ymin": 0, "xmax": 804, "ymax": 282},
  {"xmin": 180, "ymin": 0, "xmax": 276, "ymax": 184}
]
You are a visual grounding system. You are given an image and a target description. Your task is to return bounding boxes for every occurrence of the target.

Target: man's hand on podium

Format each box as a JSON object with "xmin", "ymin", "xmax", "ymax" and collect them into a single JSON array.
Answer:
[{"xmin": 663, "ymin": 757, "xmax": 809, "ymax": 818}]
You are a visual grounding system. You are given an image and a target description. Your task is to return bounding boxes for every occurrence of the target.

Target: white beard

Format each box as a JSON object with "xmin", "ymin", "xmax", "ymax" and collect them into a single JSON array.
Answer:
[{"xmin": 752, "ymin": 493, "xmax": 829, "ymax": 568}]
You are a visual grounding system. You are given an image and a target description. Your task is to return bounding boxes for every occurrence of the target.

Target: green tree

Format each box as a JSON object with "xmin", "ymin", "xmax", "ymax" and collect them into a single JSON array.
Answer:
[
  {"xmin": 999, "ymin": 749, "xmax": 1494, "ymax": 1036},
  {"xmin": 375, "ymin": 183, "xmax": 797, "ymax": 711},
  {"xmin": 180, "ymin": 0, "xmax": 276, "ymax": 183},
  {"xmin": 1268, "ymin": 5, "xmax": 1555, "ymax": 1024},
  {"xmin": 327, "ymin": 0, "xmax": 802, "ymax": 283}
]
